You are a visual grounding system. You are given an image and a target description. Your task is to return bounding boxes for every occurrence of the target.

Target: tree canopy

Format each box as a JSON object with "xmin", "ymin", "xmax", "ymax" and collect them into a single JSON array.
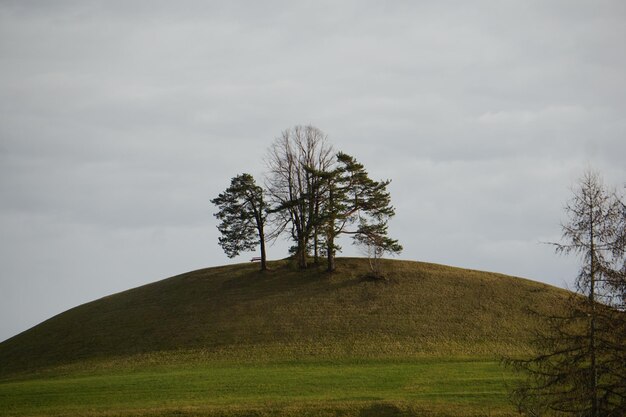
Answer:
[
  {"xmin": 211, "ymin": 173, "xmax": 268, "ymax": 271},
  {"xmin": 212, "ymin": 125, "xmax": 402, "ymax": 274}
]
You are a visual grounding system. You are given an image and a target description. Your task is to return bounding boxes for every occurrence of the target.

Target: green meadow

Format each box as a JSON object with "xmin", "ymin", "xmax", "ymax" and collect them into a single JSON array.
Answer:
[{"xmin": 0, "ymin": 358, "xmax": 519, "ymax": 416}]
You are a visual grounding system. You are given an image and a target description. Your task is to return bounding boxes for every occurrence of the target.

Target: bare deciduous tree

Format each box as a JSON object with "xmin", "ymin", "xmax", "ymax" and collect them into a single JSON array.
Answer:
[
  {"xmin": 354, "ymin": 221, "xmax": 403, "ymax": 279},
  {"xmin": 265, "ymin": 125, "xmax": 334, "ymax": 269}
]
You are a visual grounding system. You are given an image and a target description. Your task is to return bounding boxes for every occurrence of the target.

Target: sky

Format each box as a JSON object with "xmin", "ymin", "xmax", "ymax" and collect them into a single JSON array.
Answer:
[{"xmin": 1, "ymin": 1, "xmax": 625, "ymax": 342}]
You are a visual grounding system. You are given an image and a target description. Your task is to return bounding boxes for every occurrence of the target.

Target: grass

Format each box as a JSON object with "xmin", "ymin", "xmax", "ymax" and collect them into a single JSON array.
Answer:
[
  {"xmin": 0, "ymin": 357, "xmax": 520, "ymax": 416},
  {"xmin": 0, "ymin": 257, "xmax": 570, "ymax": 416},
  {"xmin": 0, "ymin": 258, "xmax": 568, "ymax": 376}
]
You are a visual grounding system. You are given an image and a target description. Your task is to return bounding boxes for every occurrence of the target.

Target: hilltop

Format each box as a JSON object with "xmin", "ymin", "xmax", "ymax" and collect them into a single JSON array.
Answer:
[{"xmin": 0, "ymin": 258, "xmax": 569, "ymax": 378}]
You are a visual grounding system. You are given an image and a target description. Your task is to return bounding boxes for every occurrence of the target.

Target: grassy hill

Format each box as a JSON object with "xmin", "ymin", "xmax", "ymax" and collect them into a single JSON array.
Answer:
[{"xmin": 0, "ymin": 258, "xmax": 568, "ymax": 378}]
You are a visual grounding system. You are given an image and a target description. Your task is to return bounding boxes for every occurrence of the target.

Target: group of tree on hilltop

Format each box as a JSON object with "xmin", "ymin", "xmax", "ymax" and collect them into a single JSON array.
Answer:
[{"xmin": 211, "ymin": 125, "xmax": 402, "ymax": 275}]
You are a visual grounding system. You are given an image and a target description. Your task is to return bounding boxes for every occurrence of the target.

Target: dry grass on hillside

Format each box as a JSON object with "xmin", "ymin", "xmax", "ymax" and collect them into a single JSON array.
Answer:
[{"xmin": 0, "ymin": 258, "xmax": 569, "ymax": 377}]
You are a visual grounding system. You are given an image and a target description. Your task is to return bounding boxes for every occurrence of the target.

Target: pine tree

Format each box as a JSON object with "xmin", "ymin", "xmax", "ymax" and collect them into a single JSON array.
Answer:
[
  {"xmin": 319, "ymin": 152, "xmax": 402, "ymax": 273},
  {"xmin": 211, "ymin": 174, "xmax": 268, "ymax": 271}
]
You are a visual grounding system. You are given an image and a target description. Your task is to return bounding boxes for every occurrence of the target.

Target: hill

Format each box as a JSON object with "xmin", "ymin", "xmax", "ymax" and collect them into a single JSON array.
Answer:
[{"xmin": 0, "ymin": 258, "xmax": 569, "ymax": 378}]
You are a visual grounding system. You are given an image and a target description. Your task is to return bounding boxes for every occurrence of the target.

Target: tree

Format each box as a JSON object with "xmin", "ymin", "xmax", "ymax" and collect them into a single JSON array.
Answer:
[
  {"xmin": 354, "ymin": 221, "xmax": 403, "ymax": 278},
  {"xmin": 508, "ymin": 300, "xmax": 626, "ymax": 417},
  {"xmin": 507, "ymin": 170, "xmax": 626, "ymax": 417},
  {"xmin": 320, "ymin": 152, "xmax": 402, "ymax": 273},
  {"xmin": 606, "ymin": 193, "xmax": 626, "ymax": 309},
  {"xmin": 265, "ymin": 125, "xmax": 334, "ymax": 269},
  {"xmin": 556, "ymin": 171, "xmax": 625, "ymax": 308},
  {"xmin": 211, "ymin": 173, "xmax": 268, "ymax": 271}
]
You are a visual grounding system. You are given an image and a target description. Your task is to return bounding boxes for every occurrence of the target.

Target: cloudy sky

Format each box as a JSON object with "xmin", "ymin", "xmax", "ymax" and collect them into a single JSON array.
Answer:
[{"xmin": 1, "ymin": 1, "xmax": 625, "ymax": 342}]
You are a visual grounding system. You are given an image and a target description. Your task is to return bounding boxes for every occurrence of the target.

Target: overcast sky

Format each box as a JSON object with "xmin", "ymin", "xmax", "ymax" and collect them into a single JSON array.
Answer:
[{"xmin": 1, "ymin": 1, "xmax": 625, "ymax": 342}]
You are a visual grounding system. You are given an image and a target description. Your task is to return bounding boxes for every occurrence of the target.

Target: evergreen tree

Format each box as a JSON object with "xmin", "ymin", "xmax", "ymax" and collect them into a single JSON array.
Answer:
[
  {"xmin": 211, "ymin": 174, "xmax": 268, "ymax": 271},
  {"xmin": 319, "ymin": 152, "xmax": 402, "ymax": 273}
]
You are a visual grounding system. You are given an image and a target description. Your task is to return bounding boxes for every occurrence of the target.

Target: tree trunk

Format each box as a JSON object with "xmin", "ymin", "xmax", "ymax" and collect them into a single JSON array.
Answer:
[
  {"xmin": 313, "ymin": 226, "xmax": 319, "ymax": 264},
  {"xmin": 259, "ymin": 227, "xmax": 267, "ymax": 272},
  {"xmin": 326, "ymin": 182, "xmax": 335, "ymax": 272},
  {"xmin": 589, "ymin": 214, "xmax": 598, "ymax": 417},
  {"xmin": 297, "ymin": 237, "xmax": 307, "ymax": 269},
  {"xmin": 327, "ymin": 233, "xmax": 335, "ymax": 272}
]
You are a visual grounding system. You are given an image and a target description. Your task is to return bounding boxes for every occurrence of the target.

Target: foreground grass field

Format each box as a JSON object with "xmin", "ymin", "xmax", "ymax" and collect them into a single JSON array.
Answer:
[{"xmin": 0, "ymin": 357, "xmax": 519, "ymax": 417}]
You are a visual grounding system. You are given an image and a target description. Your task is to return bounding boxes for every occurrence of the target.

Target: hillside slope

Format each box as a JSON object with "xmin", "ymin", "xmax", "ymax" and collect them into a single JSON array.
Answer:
[{"xmin": 0, "ymin": 258, "xmax": 569, "ymax": 377}]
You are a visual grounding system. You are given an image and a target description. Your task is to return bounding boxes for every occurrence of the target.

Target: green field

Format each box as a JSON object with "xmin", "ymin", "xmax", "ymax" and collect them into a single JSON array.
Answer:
[
  {"xmin": 0, "ymin": 357, "xmax": 519, "ymax": 416},
  {"xmin": 0, "ymin": 258, "xmax": 568, "ymax": 416}
]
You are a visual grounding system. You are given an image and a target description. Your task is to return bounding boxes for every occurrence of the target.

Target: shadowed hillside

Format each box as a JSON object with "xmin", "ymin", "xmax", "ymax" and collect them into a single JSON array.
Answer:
[{"xmin": 0, "ymin": 258, "xmax": 569, "ymax": 377}]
